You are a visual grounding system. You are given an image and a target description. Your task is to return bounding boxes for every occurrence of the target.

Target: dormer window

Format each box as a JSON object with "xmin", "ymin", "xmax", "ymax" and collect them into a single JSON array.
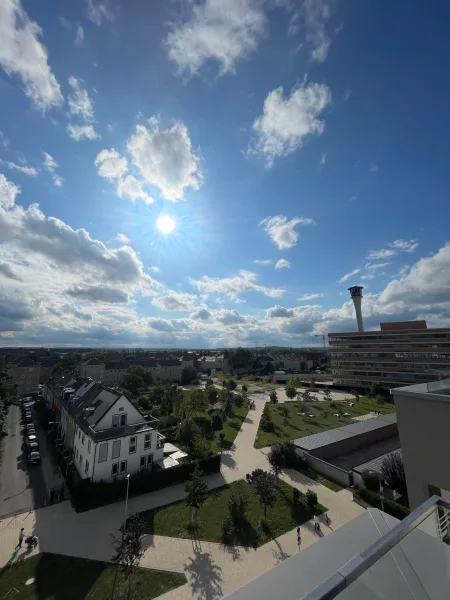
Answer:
[{"xmin": 112, "ymin": 413, "xmax": 127, "ymax": 427}]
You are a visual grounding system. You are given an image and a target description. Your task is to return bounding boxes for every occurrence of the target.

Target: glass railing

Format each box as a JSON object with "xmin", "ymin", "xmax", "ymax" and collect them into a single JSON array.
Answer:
[
  {"xmin": 301, "ymin": 496, "xmax": 450, "ymax": 600},
  {"xmin": 425, "ymin": 370, "xmax": 450, "ymax": 394}
]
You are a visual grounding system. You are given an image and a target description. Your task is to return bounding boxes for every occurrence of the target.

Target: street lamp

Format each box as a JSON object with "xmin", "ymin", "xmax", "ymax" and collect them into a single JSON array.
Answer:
[{"xmin": 124, "ymin": 473, "xmax": 131, "ymax": 521}]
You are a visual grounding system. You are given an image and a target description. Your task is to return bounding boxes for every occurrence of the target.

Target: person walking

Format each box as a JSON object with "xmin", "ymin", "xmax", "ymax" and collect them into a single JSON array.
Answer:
[
  {"xmin": 296, "ymin": 526, "xmax": 301, "ymax": 549},
  {"xmin": 313, "ymin": 515, "xmax": 318, "ymax": 532},
  {"xmin": 16, "ymin": 528, "xmax": 25, "ymax": 549}
]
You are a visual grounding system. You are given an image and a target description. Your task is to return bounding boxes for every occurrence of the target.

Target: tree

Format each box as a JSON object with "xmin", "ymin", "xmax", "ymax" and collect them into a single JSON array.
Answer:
[
  {"xmin": 251, "ymin": 471, "xmax": 277, "ymax": 516},
  {"xmin": 185, "ymin": 470, "xmax": 208, "ymax": 528},
  {"xmin": 176, "ymin": 389, "xmax": 207, "ymax": 420},
  {"xmin": 219, "ymin": 432, "xmax": 226, "ymax": 456},
  {"xmin": 281, "ymin": 406, "xmax": 289, "ymax": 426},
  {"xmin": 260, "ymin": 404, "xmax": 274, "ymax": 432},
  {"xmin": 129, "ymin": 365, "xmax": 153, "ymax": 387},
  {"xmin": 228, "ymin": 490, "xmax": 250, "ymax": 526},
  {"xmin": 369, "ymin": 381, "xmax": 385, "ymax": 398},
  {"xmin": 302, "ymin": 389, "xmax": 312, "ymax": 402},
  {"xmin": 226, "ymin": 378, "xmax": 237, "ymax": 391},
  {"xmin": 262, "ymin": 362, "xmax": 274, "ymax": 375},
  {"xmin": 61, "ymin": 352, "xmax": 82, "ymax": 371},
  {"xmin": 211, "ymin": 410, "xmax": 224, "ymax": 431},
  {"xmin": 308, "ymin": 376, "xmax": 315, "ymax": 390},
  {"xmin": 121, "ymin": 372, "xmax": 144, "ymax": 396},
  {"xmin": 285, "ymin": 382, "xmax": 297, "ymax": 400},
  {"xmin": 205, "ymin": 385, "xmax": 218, "ymax": 405},
  {"xmin": 241, "ymin": 382, "xmax": 248, "ymax": 393},
  {"xmin": 381, "ymin": 452, "xmax": 408, "ymax": 499},
  {"xmin": 85, "ymin": 350, "xmax": 105, "ymax": 361},
  {"xmin": 300, "ymin": 360, "xmax": 307, "ymax": 372},
  {"xmin": 376, "ymin": 395, "xmax": 385, "ymax": 407},
  {"xmin": 222, "ymin": 389, "xmax": 234, "ymax": 417},
  {"xmin": 268, "ymin": 445, "xmax": 284, "ymax": 484},
  {"xmin": 178, "ymin": 418, "xmax": 200, "ymax": 448},
  {"xmin": 234, "ymin": 393, "xmax": 244, "ymax": 407},
  {"xmin": 269, "ymin": 390, "xmax": 278, "ymax": 403},
  {"xmin": 306, "ymin": 489, "xmax": 318, "ymax": 514},
  {"xmin": 160, "ymin": 384, "xmax": 182, "ymax": 415},
  {"xmin": 181, "ymin": 366, "xmax": 198, "ymax": 385},
  {"xmin": 190, "ymin": 435, "xmax": 211, "ymax": 460},
  {"xmin": 229, "ymin": 347, "xmax": 252, "ymax": 373},
  {"xmin": 362, "ymin": 469, "xmax": 380, "ymax": 492},
  {"xmin": 324, "ymin": 388, "xmax": 332, "ymax": 401},
  {"xmin": 111, "ymin": 512, "xmax": 145, "ymax": 600}
]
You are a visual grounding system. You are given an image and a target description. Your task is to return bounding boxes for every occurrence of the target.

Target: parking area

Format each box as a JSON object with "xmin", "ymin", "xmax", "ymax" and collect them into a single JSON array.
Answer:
[{"xmin": 0, "ymin": 403, "xmax": 48, "ymax": 518}]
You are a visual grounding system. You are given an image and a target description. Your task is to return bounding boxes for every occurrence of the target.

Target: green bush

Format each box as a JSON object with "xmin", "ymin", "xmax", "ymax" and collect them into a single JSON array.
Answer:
[
  {"xmin": 355, "ymin": 488, "xmax": 410, "ymax": 520},
  {"xmin": 69, "ymin": 454, "xmax": 221, "ymax": 512},
  {"xmin": 361, "ymin": 469, "xmax": 380, "ymax": 492},
  {"xmin": 293, "ymin": 488, "xmax": 300, "ymax": 503}
]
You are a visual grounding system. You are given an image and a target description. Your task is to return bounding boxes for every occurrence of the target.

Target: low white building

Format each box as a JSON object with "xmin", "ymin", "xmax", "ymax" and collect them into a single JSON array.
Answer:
[{"xmin": 72, "ymin": 389, "xmax": 164, "ymax": 483}]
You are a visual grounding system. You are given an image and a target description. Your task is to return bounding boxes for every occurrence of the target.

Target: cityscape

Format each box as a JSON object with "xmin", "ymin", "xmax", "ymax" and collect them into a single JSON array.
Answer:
[{"xmin": 1, "ymin": 0, "xmax": 450, "ymax": 599}]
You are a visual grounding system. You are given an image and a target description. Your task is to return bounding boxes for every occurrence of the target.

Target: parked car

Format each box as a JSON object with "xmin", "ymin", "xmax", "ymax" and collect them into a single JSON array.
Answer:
[
  {"xmin": 27, "ymin": 434, "xmax": 37, "ymax": 446},
  {"xmin": 26, "ymin": 440, "xmax": 39, "ymax": 452},
  {"xmin": 24, "ymin": 428, "xmax": 36, "ymax": 438},
  {"xmin": 26, "ymin": 423, "xmax": 35, "ymax": 432},
  {"xmin": 24, "ymin": 414, "xmax": 33, "ymax": 423},
  {"xmin": 27, "ymin": 451, "xmax": 41, "ymax": 465}
]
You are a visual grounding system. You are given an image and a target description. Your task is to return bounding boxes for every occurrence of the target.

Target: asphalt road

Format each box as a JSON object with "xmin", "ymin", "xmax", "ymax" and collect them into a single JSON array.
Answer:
[{"xmin": 0, "ymin": 404, "xmax": 47, "ymax": 517}]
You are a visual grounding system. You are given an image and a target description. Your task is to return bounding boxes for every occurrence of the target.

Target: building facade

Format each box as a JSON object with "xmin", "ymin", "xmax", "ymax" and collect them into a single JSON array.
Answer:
[
  {"xmin": 329, "ymin": 320, "xmax": 450, "ymax": 389},
  {"xmin": 8, "ymin": 358, "xmax": 41, "ymax": 396},
  {"xmin": 80, "ymin": 358, "xmax": 105, "ymax": 381}
]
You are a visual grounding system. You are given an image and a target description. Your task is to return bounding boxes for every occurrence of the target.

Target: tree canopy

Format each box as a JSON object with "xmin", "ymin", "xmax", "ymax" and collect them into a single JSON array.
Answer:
[{"xmin": 229, "ymin": 347, "xmax": 252, "ymax": 371}]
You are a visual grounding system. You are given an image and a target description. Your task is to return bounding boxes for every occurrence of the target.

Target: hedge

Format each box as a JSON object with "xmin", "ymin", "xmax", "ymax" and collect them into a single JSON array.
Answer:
[
  {"xmin": 68, "ymin": 453, "xmax": 221, "ymax": 512},
  {"xmin": 354, "ymin": 487, "xmax": 410, "ymax": 520}
]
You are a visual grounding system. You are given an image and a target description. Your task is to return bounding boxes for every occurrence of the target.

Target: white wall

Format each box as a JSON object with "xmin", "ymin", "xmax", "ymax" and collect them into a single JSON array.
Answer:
[{"xmin": 94, "ymin": 395, "xmax": 143, "ymax": 430}]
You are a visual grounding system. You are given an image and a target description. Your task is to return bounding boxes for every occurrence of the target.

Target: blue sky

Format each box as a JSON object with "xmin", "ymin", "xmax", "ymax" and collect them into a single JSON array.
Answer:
[{"xmin": 1, "ymin": 0, "xmax": 450, "ymax": 348}]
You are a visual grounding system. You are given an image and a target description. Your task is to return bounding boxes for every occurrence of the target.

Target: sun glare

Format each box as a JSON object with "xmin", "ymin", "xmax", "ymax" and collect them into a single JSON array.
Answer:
[{"xmin": 156, "ymin": 215, "xmax": 176, "ymax": 234}]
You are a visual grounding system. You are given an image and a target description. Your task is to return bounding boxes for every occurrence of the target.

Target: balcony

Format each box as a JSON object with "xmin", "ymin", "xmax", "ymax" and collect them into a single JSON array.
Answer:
[
  {"xmin": 156, "ymin": 432, "xmax": 165, "ymax": 449},
  {"xmin": 301, "ymin": 495, "xmax": 450, "ymax": 600}
]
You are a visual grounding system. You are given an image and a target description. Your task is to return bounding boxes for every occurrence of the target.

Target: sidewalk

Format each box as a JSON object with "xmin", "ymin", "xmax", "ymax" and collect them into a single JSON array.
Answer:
[{"xmin": 33, "ymin": 406, "xmax": 63, "ymax": 496}]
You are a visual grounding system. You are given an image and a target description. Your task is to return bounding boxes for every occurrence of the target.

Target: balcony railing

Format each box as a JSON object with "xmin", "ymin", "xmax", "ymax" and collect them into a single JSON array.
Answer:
[{"xmin": 301, "ymin": 495, "xmax": 450, "ymax": 600}]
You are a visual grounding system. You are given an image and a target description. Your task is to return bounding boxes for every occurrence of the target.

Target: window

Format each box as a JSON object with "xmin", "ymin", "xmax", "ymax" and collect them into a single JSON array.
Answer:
[
  {"xmin": 129, "ymin": 437, "xmax": 136, "ymax": 454},
  {"xmin": 147, "ymin": 454, "xmax": 153, "ymax": 465},
  {"xmin": 112, "ymin": 439, "xmax": 121, "ymax": 459},
  {"xmin": 120, "ymin": 460, "xmax": 127, "ymax": 474},
  {"xmin": 98, "ymin": 443, "xmax": 108, "ymax": 463},
  {"xmin": 87, "ymin": 439, "xmax": 91, "ymax": 453},
  {"xmin": 111, "ymin": 463, "xmax": 118, "ymax": 477},
  {"xmin": 144, "ymin": 433, "xmax": 151, "ymax": 450},
  {"xmin": 81, "ymin": 435, "xmax": 85, "ymax": 445},
  {"xmin": 112, "ymin": 414, "xmax": 119, "ymax": 428},
  {"xmin": 120, "ymin": 414, "xmax": 127, "ymax": 427},
  {"xmin": 85, "ymin": 460, "xmax": 89, "ymax": 474},
  {"xmin": 140, "ymin": 456, "xmax": 146, "ymax": 469}
]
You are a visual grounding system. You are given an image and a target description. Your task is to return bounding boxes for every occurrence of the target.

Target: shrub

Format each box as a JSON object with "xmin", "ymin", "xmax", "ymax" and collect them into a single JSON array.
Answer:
[
  {"xmin": 228, "ymin": 491, "xmax": 249, "ymax": 526},
  {"xmin": 362, "ymin": 469, "xmax": 380, "ymax": 492},
  {"xmin": 293, "ymin": 488, "xmax": 300, "ymax": 503},
  {"xmin": 306, "ymin": 489, "xmax": 318, "ymax": 513},
  {"xmin": 221, "ymin": 517, "xmax": 234, "ymax": 544},
  {"xmin": 211, "ymin": 410, "xmax": 224, "ymax": 431},
  {"xmin": 330, "ymin": 402, "xmax": 337, "ymax": 409},
  {"xmin": 260, "ymin": 405, "xmax": 275, "ymax": 432},
  {"xmin": 226, "ymin": 378, "xmax": 237, "ymax": 391},
  {"xmin": 355, "ymin": 488, "xmax": 410, "ymax": 520},
  {"xmin": 234, "ymin": 394, "xmax": 244, "ymax": 408}
]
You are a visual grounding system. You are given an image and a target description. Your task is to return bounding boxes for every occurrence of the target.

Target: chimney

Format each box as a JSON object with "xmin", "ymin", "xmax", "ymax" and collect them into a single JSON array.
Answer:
[{"xmin": 348, "ymin": 286, "xmax": 364, "ymax": 332}]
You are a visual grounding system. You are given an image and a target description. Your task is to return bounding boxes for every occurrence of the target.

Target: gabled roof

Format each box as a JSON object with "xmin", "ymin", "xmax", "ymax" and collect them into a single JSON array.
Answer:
[
  {"xmin": 13, "ymin": 358, "xmax": 37, "ymax": 368},
  {"xmin": 83, "ymin": 389, "xmax": 122, "ymax": 427},
  {"xmin": 82, "ymin": 358, "xmax": 103, "ymax": 366}
]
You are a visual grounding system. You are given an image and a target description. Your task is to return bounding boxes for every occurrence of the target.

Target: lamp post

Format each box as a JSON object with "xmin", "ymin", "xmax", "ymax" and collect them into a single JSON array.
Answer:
[
  {"xmin": 124, "ymin": 473, "xmax": 131, "ymax": 521},
  {"xmin": 379, "ymin": 474, "xmax": 385, "ymax": 512}
]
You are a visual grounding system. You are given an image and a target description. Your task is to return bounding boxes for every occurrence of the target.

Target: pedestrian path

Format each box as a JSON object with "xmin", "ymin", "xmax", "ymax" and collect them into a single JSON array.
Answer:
[{"xmin": 0, "ymin": 394, "xmax": 364, "ymax": 600}]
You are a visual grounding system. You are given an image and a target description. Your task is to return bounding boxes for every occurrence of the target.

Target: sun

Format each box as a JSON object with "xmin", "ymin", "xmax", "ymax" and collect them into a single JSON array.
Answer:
[{"xmin": 156, "ymin": 215, "xmax": 176, "ymax": 234}]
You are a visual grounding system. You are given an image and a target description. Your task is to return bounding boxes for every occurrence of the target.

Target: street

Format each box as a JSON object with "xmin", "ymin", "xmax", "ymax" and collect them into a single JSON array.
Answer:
[{"xmin": 0, "ymin": 404, "xmax": 47, "ymax": 518}]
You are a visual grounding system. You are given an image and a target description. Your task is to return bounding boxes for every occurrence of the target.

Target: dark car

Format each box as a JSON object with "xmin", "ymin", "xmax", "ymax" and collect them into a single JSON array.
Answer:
[
  {"xmin": 24, "ymin": 427, "xmax": 36, "ymax": 437},
  {"xmin": 27, "ymin": 451, "xmax": 41, "ymax": 465},
  {"xmin": 24, "ymin": 414, "xmax": 33, "ymax": 423},
  {"xmin": 27, "ymin": 440, "xmax": 39, "ymax": 452},
  {"xmin": 26, "ymin": 423, "xmax": 35, "ymax": 432}
]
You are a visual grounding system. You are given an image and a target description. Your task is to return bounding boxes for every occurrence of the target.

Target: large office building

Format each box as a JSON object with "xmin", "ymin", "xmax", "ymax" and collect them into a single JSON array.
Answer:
[{"xmin": 328, "ymin": 287, "xmax": 450, "ymax": 389}]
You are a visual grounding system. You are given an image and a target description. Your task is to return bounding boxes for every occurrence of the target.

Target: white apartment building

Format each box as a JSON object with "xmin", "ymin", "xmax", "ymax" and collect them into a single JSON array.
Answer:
[
  {"xmin": 72, "ymin": 389, "xmax": 164, "ymax": 482},
  {"xmin": 80, "ymin": 358, "xmax": 105, "ymax": 381},
  {"xmin": 94, "ymin": 359, "xmax": 184, "ymax": 386},
  {"xmin": 198, "ymin": 355, "xmax": 230, "ymax": 373}
]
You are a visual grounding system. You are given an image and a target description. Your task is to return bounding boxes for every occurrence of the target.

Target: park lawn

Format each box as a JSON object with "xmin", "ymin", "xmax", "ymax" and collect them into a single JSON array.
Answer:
[
  {"xmin": 220, "ymin": 405, "xmax": 249, "ymax": 449},
  {"xmin": 140, "ymin": 479, "xmax": 326, "ymax": 548},
  {"xmin": 254, "ymin": 396, "xmax": 395, "ymax": 449},
  {"xmin": 0, "ymin": 553, "xmax": 186, "ymax": 600}
]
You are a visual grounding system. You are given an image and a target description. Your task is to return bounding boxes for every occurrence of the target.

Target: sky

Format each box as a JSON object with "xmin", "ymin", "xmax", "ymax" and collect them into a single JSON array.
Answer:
[{"xmin": 1, "ymin": 0, "xmax": 450, "ymax": 348}]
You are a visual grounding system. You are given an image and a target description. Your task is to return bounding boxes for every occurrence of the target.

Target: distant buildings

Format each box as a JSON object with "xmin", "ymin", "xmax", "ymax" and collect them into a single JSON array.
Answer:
[
  {"xmin": 329, "ymin": 320, "xmax": 450, "ymax": 390},
  {"xmin": 80, "ymin": 357, "xmax": 184, "ymax": 384},
  {"xmin": 7, "ymin": 358, "xmax": 41, "ymax": 396}
]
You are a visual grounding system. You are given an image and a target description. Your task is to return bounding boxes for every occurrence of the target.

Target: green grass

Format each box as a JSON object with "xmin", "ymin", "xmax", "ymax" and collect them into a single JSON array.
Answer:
[
  {"xmin": 140, "ymin": 479, "xmax": 326, "ymax": 548},
  {"xmin": 0, "ymin": 553, "xmax": 186, "ymax": 600},
  {"xmin": 255, "ymin": 396, "xmax": 395, "ymax": 448}
]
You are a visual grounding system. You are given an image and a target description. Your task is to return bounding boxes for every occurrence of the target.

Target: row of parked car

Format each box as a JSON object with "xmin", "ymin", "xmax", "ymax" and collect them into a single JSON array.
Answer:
[{"xmin": 21, "ymin": 398, "xmax": 41, "ymax": 465}]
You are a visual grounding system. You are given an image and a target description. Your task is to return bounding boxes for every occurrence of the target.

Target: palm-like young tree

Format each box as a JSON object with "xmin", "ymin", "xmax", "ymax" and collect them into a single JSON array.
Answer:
[{"xmin": 185, "ymin": 470, "xmax": 208, "ymax": 529}]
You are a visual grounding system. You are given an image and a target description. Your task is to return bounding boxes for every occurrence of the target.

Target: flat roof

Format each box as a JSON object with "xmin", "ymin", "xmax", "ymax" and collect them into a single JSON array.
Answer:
[
  {"xmin": 353, "ymin": 446, "xmax": 402, "ymax": 475},
  {"xmin": 294, "ymin": 413, "xmax": 397, "ymax": 451}
]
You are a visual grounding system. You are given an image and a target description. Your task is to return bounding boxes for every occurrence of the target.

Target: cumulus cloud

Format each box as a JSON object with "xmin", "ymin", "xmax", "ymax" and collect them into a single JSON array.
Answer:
[
  {"xmin": 190, "ymin": 307, "xmax": 212, "ymax": 321},
  {"xmin": 0, "ymin": 0, "xmax": 63, "ymax": 110},
  {"xmin": 127, "ymin": 117, "xmax": 201, "ymax": 201},
  {"xmin": 0, "ymin": 173, "xmax": 20, "ymax": 209},
  {"xmin": 68, "ymin": 76, "xmax": 95, "ymax": 121},
  {"xmin": 0, "ymin": 262, "xmax": 21, "ymax": 281},
  {"xmin": 189, "ymin": 270, "xmax": 283, "ymax": 300},
  {"xmin": 67, "ymin": 285, "xmax": 130, "ymax": 304},
  {"xmin": 6, "ymin": 161, "xmax": 38, "ymax": 177},
  {"xmin": 116, "ymin": 175, "xmax": 154, "ymax": 204},
  {"xmin": 115, "ymin": 233, "xmax": 131, "ymax": 244},
  {"xmin": 298, "ymin": 293, "xmax": 323, "ymax": 301},
  {"xmin": 338, "ymin": 268, "xmax": 360, "ymax": 283},
  {"xmin": 367, "ymin": 239, "xmax": 418, "ymax": 260},
  {"xmin": 166, "ymin": 0, "xmax": 266, "ymax": 77},
  {"xmin": 275, "ymin": 258, "xmax": 291, "ymax": 269},
  {"xmin": 266, "ymin": 305, "xmax": 295, "ymax": 318},
  {"xmin": 67, "ymin": 124, "xmax": 100, "ymax": 141},
  {"xmin": 250, "ymin": 82, "xmax": 331, "ymax": 166},
  {"xmin": 95, "ymin": 148, "xmax": 127, "ymax": 180},
  {"xmin": 260, "ymin": 215, "xmax": 313, "ymax": 249},
  {"xmin": 152, "ymin": 292, "xmax": 197, "ymax": 312}
]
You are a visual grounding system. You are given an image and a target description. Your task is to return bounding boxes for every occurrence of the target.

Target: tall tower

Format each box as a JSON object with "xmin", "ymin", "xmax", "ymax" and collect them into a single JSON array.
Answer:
[{"xmin": 348, "ymin": 286, "xmax": 364, "ymax": 332}]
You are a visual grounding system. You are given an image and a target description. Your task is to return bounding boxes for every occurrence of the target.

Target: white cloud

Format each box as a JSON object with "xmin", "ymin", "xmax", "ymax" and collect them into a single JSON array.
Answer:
[
  {"xmin": 67, "ymin": 124, "xmax": 100, "ymax": 141},
  {"xmin": 288, "ymin": 0, "xmax": 333, "ymax": 63},
  {"xmin": 115, "ymin": 233, "xmax": 131, "ymax": 244},
  {"xmin": 189, "ymin": 270, "xmax": 283, "ymax": 300},
  {"xmin": 42, "ymin": 151, "xmax": 64, "ymax": 187},
  {"xmin": 390, "ymin": 239, "xmax": 418, "ymax": 253},
  {"xmin": 127, "ymin": 117, "xmax": 201, "ymax": 201},
  {"xmin": 166, "ymin": 0, "xmax": 267, "ymax": 77},
  {"xmin": 6, "ymin": 161, "xmax": 38, "ymax": 177},
  {"xmin": 68, "ymin": 76, "xmax": 95, "ymax": 121},
  {"xmin": 320, "ymin": 152, "xmax": 327, "ymax": 166},
  {"xmin": 366, "ymin": 262, "xmax": 391, "ymax": 271},
  {"xmin": 116, "ymin": 175, "xmax": 154, "ymax": 204},
  {"xmin": 0, "ymin": 262, "xmax": 21, "ymax": 281},
  {"xmin": 86, "ymin": 0, "xmax": 113, "ymax": 26},
  {"xmin": 75, "ymin": 25, "xmax": 84, "ymax": 46},
  {"xmin": 0, "ymin": 173, "xmax": 20, "ymax": 209},
  {"xmin": 338, "ymin": 268, "xmax": 360, "ymax": 283},
  {"xmin": 149, "ymin": 266, "xmax": 160, "ymax": 273},
  {"xmin": 250, "ymin": 82, "xmax": 331, "ymax": 166},
  {"xmin": 266, "ymin": 305, "xmax": 295, "ymax": 319},
  {"xmin": 67, "ymin": 284, "xmax": 130, "ymax": 304},
  {"xmin": 298, "ymin": 293, "xmax": 323, "ymax": 301},
  {"xmin": 367, "ymin": 240, "xmax": 418, "ymax": 260},
  {"xmin": 253, "ymin": 259, "xmax": 272, "ymax": 265},
  {"xmin": 369, "ymin": 162, "xmax": 379, "ymax": 173},
  {"xmin": 95, "ymin": 148, "xmax": 127, "ymax": 180},
  {"xmin": 361, "ymin": 274, "xmax": 374, "ymax": 280},
  {"xmin": 367, "ymin": 248, "xmax": 396, "ymax": 260},
  {"xmin": 260, "ymin": 215, "xmax": 313, "ymax": 249},
  {"xmin": 275, "ymin": 258, "xmax": 291, "ymax": 269},
  {"xmin": 190, "ymin": 307, "xmax": 212, "ymax": 321},
  {"xmin": 0, "ymin": 0, "xmax": 63, "ymax": 110},
  {"xmin": 152, "ymin": 292, "xmax": 197, "ymax": 312}
]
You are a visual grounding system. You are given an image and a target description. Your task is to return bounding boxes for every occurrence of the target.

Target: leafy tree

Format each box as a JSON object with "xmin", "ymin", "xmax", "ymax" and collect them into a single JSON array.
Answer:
[
  {"xmin": 381, "ymin": 452, "xmax": 408, "ymax": 498},
  {"xmin": 228, "ymin": 490, "xmax": 250, "ymax": 526},
  {"xmin": 362, "ymin": 469, "xmax": 380, "ymax": 492},
  {"xmin": 376, "ymin": 395, "xmax": 386, "ymax": 407},
  {"xmin": 306, "ymin": 489, "xmax": 318, "ymax": 514},
  {"xmin": 241, "ymin": 382, "xmax": 248, "ymax": 393},
  {"xmin": 302, "ymin": 389, "xmax": 312, "ymax": 402},
  {"xmin": 159, "ymin": 384, "xmax": 182, "ymax": 415},
  {"xmin": 190, "ymin": 435, "xmax": 211, "ymax": 460},
  {"xmin": 281, "ymin": 406, "xmax": 289, "ymax": 426},
  {"xmin": 279, "ymin": 441, "xmax": 298, "ymax": 468},
  {"xmin": 222, "ymin": 389, "xmax": 234, "ymax": 417},
  {"xmin": 269, "ymin": 390, "xmax": 278, "ymax": 403},
  {"xmin": 178, "ymin": 418, "xmax": 200, "ymax": 448},
  {"xmin": 205, "ymin": 378, "xmax": 214, "ymax": 387},
  {"xmin": 129, "ymin": 365, "xmax": 152, "ymax": 387},
  {"xmin": 308, "ymin": 375, "xmax": 315, "ymax": 389},
  {"xmin": 251, "ymin": 471, "xmax": 277, "ymax": 516},
  {"xmin": 234, "ymin": 393, "xmax": 244, "ymax": 407},
  {"xmin": 110, "ymin": 512, "xmax": 145, "ymax": 600},
  {"xmin": 229, "ymin": 347, "xmax": 251, "ymax": 372},
  {"xmin": 268, "ymin": 445, "xmax": 284, "ymax": 484},
  {"xmin": 185, "ymin": 470, "xmax": 208, "ymax": 528},
  {"xmin": 219, "ymin": 432, "xmax": 226, "ymax": 456},
  {"xmin": 181, "ymin": 366, "xmax": 198, "ymax": 385},
  {"xmin": 211, "ymin": 410, "xmax": 224, "ymax": 431},
  {"xmin": 226, "ymin": 378, "xmax": 237, "ymax": 391},
  {"xmin": 206, "ymin": 385, "xmax": 218, "ymax": 405},
  {"xmin": 300, "ymin": 361, "xmax": 307, "ymax": 372},
  {"xmin": 260, "ymin": 404, "xmax": 275, "ymax": 432},
  {"xmin": 121, "ymin": 372, "xmax": 144, "ymax": 396},
  {"xmin": 285, "ymin": 382, "xmax": 297, "ymax": 400},
  {"xmin": 369, "ymin": 381, "xmax": 385, "ymax": 398},
  {"xmin": 85, "ymin": 351, "xmax": 105, "ymax": 361},
  {"xmin": 262, "ymin": 362, "xmax": 274, "ymax": 375},
  {"xmin": 251, "ymin": 358, "xmax": 263, "ymax": 371},
  {"xmin": 324, "ymin": 388, "xmax": 332, "ymax": 401}
]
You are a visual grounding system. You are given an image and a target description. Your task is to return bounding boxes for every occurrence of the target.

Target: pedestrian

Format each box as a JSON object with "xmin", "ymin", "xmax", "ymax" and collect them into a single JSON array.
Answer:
[
  {"xmin": 16, "ymin": 528, "xmax": 25, "ymax": 549},
  {"xmin": 313, "ymin": 515, "xmax": 318, "ymax": 532}
]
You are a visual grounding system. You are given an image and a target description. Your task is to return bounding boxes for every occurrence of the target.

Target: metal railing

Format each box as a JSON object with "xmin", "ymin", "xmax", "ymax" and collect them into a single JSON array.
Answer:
[{"xmin": 300, "ymin": 495, "xmax": 450, "ymax": 600}]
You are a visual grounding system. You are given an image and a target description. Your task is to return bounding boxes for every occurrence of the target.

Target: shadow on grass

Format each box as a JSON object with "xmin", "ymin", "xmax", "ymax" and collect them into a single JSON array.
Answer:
[
  {"xmin": 222, "ymin": 517, "xmax": 260, "ymax": 549},
  {"xmin": 185, "ymin": 549, "xmax": 223, "ymax": 600}
]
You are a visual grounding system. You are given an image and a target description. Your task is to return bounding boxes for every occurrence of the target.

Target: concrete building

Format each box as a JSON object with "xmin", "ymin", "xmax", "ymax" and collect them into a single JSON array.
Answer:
[
  {"xmin": 72, "ymin": 390, "xmax": 164, "ymax": 482},
  {"xmin": 393, "ymin": 376, "xmax": 450, "ymax": 509},
  {"xmin": 329, "ymin": 320, "xmax": 450, "ymax": 390},
  {"xmin": 8, "ymin": 358, "xmax": 41, "ymax": 396},
  {"xmin": 80, "ymin": 358, "xmax": 104, "ymax": 381},
  {"xmin": 197, "ymin": 355, "xmax": 230, "ymax": 373}
]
